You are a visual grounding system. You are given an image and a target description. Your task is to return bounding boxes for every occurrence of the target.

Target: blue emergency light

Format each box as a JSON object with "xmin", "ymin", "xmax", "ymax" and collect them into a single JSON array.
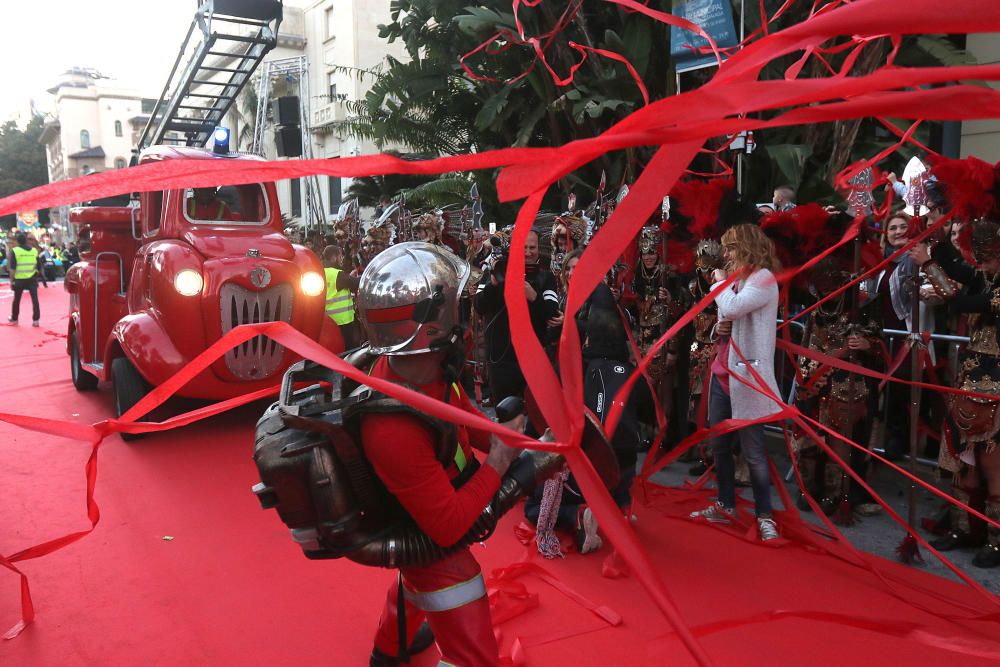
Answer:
[{"xmin": 212, "ymin": 127, "xmax": 231, "ymax": 155}]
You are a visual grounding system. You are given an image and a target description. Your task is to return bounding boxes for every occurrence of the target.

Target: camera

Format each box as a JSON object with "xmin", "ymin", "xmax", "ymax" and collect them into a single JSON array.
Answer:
[{"xmin": 487, "ymin": 250, "xmax": 508, "ymax": 285}]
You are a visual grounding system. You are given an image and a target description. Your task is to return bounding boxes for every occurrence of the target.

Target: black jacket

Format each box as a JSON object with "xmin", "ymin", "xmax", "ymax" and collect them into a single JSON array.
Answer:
[
  {"xmin": 582, "ymin": 345, "xmax": 652, "ymax": 458},
  {"xmin": 475, "ymin": 265, "xmax": 558, "ymax": 365}
]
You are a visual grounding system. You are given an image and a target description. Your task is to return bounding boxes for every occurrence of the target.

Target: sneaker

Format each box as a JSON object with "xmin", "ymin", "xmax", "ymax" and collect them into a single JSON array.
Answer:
[
  {"xmin": 689, "ymin": 501, "xmax": 734, "ymax": 524},
  {"xmin": 7, "ymin": 317, "xmax": 15, "ymax": 324},
  {"xmin": 576, "ymin": 507, "xmax": 602, "ymax": 554},
  {"xmin": 31, "ymin": 320, "xmax": 39, "ymax": 327},
  {"xmin": 855, "ymin": 503, "xmax": 883, "ymax": 517},
  {"xmin": 930, "ymin": 531, "xmax": 979, "ymax": 552},
  {"xmin": 972, "ymin": 544, "xmax": 1000, "ymax": 569},
  {"xmin": 757, "ymin": 516, "xmax": 779, "ymax": 542}
]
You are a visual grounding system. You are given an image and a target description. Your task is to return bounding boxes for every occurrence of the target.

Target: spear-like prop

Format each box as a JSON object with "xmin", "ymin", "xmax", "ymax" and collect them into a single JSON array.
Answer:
[
  {"xmin": 898, "ymin": 252, "xmax": 925, "ymax": 563},
  {"xmin": 470, "ymin": 181, "xmax": 483, "ymax": 232},
  {"xmin": 591, "ymin": 169, "xmax": 607, "ymax": 239},
  {"xmin": 398, "ymin": 191, "xmax": 410, "ymax": 242},
  {"xmin": 349, "ymin": 198, "xmax": 362, "ymax": 268},
  {"xmin": 834, "ymin": 228, "xmax": 862, "ymax": 525}
]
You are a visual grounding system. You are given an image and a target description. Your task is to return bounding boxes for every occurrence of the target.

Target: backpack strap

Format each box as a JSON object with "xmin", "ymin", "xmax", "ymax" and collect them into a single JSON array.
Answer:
[{"xmin": 344, "ymin": 383, "xmax": 460, "ymax": 470}]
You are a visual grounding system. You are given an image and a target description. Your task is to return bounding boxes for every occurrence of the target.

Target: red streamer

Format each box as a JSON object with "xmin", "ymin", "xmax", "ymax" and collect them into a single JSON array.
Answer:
[{"xmin": 6, "ymin": 2, "xmax": 1000, "ymax": 661}]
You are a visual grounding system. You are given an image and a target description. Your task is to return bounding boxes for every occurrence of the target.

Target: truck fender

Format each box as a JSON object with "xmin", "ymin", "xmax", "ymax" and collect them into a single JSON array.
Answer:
[
  {"xmin": 108, "ymin": 313, "xmax": 187, "ymax": 386},
  {"xmin": 67, "ymin": 312, "xmax": 82, "ymax": 357}
]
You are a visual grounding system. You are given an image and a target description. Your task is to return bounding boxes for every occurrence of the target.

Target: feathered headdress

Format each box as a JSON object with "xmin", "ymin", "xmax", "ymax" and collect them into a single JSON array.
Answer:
[
  {"xmin": 666, "ymin": 177, "xmax": 735, "ymax": 240},
  {"xmin": 928, "ymin": 156, "xmax": 1000, "ymax": 220},
  {"xmin": 759, "ymin": 203, "xmax": 835, "ymax": 272}
]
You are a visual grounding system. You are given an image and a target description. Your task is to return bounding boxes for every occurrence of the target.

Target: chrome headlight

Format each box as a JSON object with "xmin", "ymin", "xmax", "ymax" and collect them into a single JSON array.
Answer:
[
  {"xmin": 174, "ymin": 269, "xmax": 204, "ymax": 296},
  {"xmin": 300, "ymin": 271, "xmax": 325, "ymax": 297}
]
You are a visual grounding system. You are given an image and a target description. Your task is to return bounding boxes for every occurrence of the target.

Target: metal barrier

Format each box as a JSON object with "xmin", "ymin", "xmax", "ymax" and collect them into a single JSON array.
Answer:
[
  {"xmin": 877, "ymin": 327, "xmax": 970, "ymax": 467},
  {"xmin": 774, "ymin": 323, "xmax": 971, "ymax": 470}
]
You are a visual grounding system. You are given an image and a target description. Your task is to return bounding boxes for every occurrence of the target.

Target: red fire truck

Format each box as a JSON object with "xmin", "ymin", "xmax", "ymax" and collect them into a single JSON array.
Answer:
[{"xmin": 65, "ymin": 146, "xmax": 341, "ymax": 432}]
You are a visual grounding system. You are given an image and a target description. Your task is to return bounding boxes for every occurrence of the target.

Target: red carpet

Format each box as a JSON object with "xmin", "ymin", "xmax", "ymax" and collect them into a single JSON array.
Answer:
[{"xmin": 4, "ymin": 285, "xmax": 1000, "ymax": 665}]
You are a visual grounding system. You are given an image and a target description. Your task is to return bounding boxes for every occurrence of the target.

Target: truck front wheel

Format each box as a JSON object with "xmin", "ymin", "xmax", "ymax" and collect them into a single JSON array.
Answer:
[
  {"xmin": 70, "ymin": 330, "xmax": 98, "ymax": 391},
  {"xmin": 112, "ymin": 356, "xmax": 150, "ymax": 442}
]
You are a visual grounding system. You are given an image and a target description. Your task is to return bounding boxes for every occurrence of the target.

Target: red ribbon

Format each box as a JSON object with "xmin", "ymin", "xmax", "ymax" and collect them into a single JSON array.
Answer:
[{"xmin": 6, "ymin": 3, "xmax": 1000, "ymax": 660}]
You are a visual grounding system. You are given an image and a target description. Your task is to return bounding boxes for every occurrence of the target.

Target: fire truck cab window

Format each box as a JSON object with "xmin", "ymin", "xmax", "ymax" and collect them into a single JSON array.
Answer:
[
  {"xmin": 145, "ymin": 191, "xmax": 163, "ymax": 234},
  {"xmin": 182, "ymin": 184, "xmax": 268, "ymax": 225}
]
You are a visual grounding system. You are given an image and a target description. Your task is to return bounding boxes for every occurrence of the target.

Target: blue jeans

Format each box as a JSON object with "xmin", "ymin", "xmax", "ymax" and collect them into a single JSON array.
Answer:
[{"xmin": 709, "ymin": 376, "xmax": 773, "ymax": 516}]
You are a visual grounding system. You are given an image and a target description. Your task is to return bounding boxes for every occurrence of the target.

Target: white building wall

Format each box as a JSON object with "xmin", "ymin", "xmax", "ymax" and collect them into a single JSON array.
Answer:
[
  {"xmin": 961, "ymin": 34, "xmax": 1000, "ymax": 162},
  {"xmin": 44, "ymin": 75, "xmax": 144, "ymax": 177},
  {"xmin": 96, "ymin": 94, "xmax": 141, "ymax": 169},
  {"xmin": 39, "ymin": 70, "xmax": 146, "ymax": 232},
  {"xmin": 263, "ymin": 0, "xmax": 408, "ymax": 230}
]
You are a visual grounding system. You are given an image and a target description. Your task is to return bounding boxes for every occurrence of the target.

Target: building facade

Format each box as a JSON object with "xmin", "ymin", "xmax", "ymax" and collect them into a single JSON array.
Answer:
[
  {"xmin": 37, "ymin": 3, "xmax": 406, "ymax": 235},
  {"xmin": 257, "ymin": 0, "xmax": 408, "ymax": 229},
  {"xmin": 38, "ymin": 68, "xmax": 152, "ymax": 231}
]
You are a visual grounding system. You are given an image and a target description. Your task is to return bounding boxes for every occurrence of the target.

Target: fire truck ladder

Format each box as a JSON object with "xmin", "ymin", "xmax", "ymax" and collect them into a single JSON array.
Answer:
[
  {"xmin": 252, "ymin": 56, "xmax": 325, "ymax": 235},
  {"xmin": 137, "ymin": 0, "xmax": 283, "ymax": 151}
]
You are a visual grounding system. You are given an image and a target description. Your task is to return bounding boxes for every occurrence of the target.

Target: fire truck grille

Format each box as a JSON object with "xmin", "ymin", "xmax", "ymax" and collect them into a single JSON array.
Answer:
[{"xmin": 219, "ymin": 283, "xmax": 294, "ymax": 380}]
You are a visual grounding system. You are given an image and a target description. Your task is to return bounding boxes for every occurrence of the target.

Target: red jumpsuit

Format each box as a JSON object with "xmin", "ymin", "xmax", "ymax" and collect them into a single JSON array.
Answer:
[{"xmin": 361, "ymin": 356, "xmax": 502, "ymax": 666}]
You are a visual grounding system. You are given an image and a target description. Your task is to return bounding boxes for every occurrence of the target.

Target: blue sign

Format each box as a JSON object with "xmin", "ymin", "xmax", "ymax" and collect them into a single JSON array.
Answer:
[{"xmin": 670, "ymin": 0, "xmax": 740, "ymax": 73}]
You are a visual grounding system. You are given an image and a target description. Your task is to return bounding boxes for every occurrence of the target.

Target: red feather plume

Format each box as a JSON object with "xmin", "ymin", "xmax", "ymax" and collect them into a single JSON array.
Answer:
[
  {"xmin": 666, "ymin": 241, "xmax": 695, "ymax": 274},
  {"xmin": 669, "ymin": 177, "xmax": 735, "ymax": 240},
  {"xmin": 759, "ymin": 203, "xmax": 834, "ymax": 269},
  {"xmin": 956, "ymin": 223, "xmax": 976, "ymax": 265},
  {"xmin": 928, "ymin": 156, "xmax": 999, "ymax": 220}
]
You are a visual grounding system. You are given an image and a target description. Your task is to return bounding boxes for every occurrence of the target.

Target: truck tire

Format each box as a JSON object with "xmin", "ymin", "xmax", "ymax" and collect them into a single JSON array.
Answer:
[
  {"xmin": 112, "ymin": 356, "xmax": 149, "ymax": 442},
  {"xmin": 70, "ymin": 329, "xmax": 98, "ymax": 391}
]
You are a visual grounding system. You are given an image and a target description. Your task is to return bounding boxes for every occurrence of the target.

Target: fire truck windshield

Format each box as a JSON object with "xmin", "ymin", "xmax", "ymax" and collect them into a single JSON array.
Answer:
[{"xmin": 182, "ymin": 184, "xmax": 270, "ymax": 225}]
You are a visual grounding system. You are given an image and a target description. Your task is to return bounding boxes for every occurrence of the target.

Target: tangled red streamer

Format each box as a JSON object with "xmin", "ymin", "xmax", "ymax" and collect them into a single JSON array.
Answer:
[{"xmin": 6, "ymin": 2, "xmax": 1000, "ymax": 663}]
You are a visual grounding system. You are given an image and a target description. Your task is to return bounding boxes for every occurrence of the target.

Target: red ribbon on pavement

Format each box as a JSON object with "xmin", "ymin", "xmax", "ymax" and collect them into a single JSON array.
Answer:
[{"xmin": 6, "ymin": 2, "xmax": 1000, "ymax": 661}]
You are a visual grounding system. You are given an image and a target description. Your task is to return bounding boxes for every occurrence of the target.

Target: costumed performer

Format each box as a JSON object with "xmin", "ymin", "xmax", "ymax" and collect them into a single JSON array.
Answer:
[{"xmin": 357, "ymin": 242, "xmax": 525, "ymax": 665}]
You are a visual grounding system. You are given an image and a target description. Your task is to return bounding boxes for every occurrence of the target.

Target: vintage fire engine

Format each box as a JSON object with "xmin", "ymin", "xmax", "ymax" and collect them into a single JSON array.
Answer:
[
  {"xmin": 62, "ymin": 0, "xmax": 345, "ymax": 435},
  {"xmin": 65, "ymin": 146, "xmax": 342, "ymax": 431}
]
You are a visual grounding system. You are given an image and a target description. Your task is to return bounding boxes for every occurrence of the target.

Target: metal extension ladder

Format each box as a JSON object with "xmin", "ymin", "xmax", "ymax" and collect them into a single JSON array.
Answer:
[
  {"xmin": 137, "ymin": 0, "xmax": 283, "ymax": 151},
  {"xmin": 252, "ymin": 55, "xmax": 326, "ymax": 235}
]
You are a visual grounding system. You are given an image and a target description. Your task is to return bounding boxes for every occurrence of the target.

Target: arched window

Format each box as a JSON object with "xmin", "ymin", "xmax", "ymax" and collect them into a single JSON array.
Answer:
[
  {"xmin": 114, "ymin": 158, "xmax": 126, "ymax": 169},
  {"xmin": 80, "ymin": 130, "xmax": 90, "ymax": 148},
  {"xmin": 114, "ymin": 120, "xmax": 123, "ymax": 137}
]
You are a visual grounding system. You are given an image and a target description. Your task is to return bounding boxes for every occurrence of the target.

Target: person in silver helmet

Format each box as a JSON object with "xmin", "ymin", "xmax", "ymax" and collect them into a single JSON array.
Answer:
[{"xmin": 356, "ymin": 241, "xmax": 523, "ymax": 667}]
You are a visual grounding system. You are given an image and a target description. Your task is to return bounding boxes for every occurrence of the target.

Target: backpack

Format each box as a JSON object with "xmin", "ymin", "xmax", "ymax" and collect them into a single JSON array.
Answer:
[
  {"xmin": 251, "ymin": 356, "xmax": 457, "ymax": 560},
  {"xmin": 583, "ymin": 357, "xmax": 642, "ymax": 453}
]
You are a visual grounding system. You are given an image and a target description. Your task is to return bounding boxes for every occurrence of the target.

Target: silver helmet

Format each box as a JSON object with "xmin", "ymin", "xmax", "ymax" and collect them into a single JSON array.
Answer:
[{"xmin": 358, "ymin": 241, "xmax": 471, "ymax": 356}]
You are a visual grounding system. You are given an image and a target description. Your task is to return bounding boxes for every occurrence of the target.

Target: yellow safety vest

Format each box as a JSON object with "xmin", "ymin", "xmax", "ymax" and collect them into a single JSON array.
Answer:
[
  {"xmin": 324, "ymin": 268, "xmax": 355, "ymax": 325},
  {"xmin": 11, "ymin": 246, "xmax": 38, "ymax": 280},
  {"xmin": 450, "ymin": 383, "xmax": 467, "ymax": 472}
]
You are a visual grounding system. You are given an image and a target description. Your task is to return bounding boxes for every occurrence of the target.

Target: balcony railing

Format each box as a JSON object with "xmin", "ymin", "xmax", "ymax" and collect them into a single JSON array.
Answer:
[{"xmin": 312, "ymin": 101, "xmax": 346, "ymax": 128}]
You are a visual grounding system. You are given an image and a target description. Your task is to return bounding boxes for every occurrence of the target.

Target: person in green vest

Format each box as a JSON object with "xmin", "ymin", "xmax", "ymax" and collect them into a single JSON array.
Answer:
[
  {"xmin": 7, "ymin": 231, "xmax": 46, "ymax": 326},
  {"xmin": 322, "ymin": 244, "xmax": 361, "ymax": 349}
]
